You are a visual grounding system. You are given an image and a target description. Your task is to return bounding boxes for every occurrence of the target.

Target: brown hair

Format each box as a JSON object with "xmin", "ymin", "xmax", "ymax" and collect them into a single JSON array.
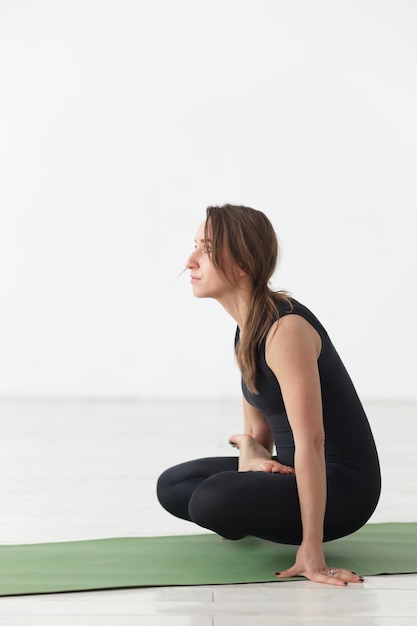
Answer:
[{"xmin": 205, "ymin": 204, "xmax": 291, "ymax": 393}]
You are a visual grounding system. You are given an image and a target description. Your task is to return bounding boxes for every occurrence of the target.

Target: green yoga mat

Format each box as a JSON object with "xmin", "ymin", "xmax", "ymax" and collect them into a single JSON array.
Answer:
[{"xmin": 0, "ymin": 523, "xmax": 416, "ymax": 596}]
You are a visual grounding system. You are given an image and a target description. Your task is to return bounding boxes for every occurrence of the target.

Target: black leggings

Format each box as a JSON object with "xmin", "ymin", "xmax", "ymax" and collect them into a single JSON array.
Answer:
[{"xmin": 157, "ymin": 456, "xmax": 380, "ymax": 545}]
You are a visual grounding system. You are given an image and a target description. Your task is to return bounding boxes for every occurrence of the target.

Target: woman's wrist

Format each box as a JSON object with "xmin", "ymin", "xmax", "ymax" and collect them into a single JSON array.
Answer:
[{"xmin": 300, "ymin": 534, "xmax": 324, "ymax": 548}]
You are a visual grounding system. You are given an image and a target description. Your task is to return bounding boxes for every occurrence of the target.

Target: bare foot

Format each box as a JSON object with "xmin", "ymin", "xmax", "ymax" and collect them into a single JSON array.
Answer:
[{"xmin": 229, "ymin": 434, "xmax": 294, "ymax": 474}]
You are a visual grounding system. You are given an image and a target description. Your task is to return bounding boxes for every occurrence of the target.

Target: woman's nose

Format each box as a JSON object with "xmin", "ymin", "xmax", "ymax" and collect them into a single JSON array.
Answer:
[{"xmin": 186, "ymin": 250, "xmax": 199, "ymax": 269}]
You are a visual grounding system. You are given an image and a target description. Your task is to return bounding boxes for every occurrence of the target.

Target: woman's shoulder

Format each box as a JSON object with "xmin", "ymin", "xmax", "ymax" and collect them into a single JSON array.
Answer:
[
  {"xmin": 274, "ymin": 295, "xmax": 303, "ymax": 317},
  {"xmin": 276, "ymin": 297, "xmax": 328, "ymax": 338}
]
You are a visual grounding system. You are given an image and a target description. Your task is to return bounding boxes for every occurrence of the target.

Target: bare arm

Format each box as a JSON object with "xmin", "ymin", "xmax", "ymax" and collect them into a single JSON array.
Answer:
[
  {"xmin": 266, "ymin": 314, "xmax": 325, "ymax": 544},
  {"xmin": 265, "ymin": 314, "xmax": 364, "ymax": 586},
  {"xmin": 264, "ymin": 314, "xmax": 349, "ymax": 585},
  {"xmin": 229, "ymin": 395, "xmax": 294, "ymax": 474}
]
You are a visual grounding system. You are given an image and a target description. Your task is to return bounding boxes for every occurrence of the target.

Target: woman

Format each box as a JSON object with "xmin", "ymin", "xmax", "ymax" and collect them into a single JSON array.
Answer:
[{"xmin": 157, "ymin": 204, "xmax": 381, "ymax": 586}]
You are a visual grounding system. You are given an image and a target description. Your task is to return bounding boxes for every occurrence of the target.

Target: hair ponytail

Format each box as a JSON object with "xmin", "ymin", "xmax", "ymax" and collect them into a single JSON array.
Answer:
[{"xmin": 206, "ymin": 205, "xmax": 291, "ymax": 394}]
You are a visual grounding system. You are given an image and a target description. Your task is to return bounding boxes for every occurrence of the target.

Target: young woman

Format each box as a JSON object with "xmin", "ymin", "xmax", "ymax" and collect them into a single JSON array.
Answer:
[{"xmin": 157, "ymin": 204, "xmax": 381, "ymax": 586}]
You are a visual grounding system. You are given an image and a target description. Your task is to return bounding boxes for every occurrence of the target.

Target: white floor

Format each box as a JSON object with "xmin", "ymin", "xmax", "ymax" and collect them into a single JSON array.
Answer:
[{"xmin": 0, "ymin": 398, "xmax": 416, "ymax": 624}]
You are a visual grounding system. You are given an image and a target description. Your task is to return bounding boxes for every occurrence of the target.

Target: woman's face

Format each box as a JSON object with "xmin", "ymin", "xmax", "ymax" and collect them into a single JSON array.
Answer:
[{"xmin": 185, "ymin": 221, "xmax": 234, "ymax": 300}]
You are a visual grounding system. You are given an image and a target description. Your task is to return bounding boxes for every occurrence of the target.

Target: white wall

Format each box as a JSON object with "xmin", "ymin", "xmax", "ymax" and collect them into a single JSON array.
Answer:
[{"xmin": 0, "ymin": 0, "xmax": 416, "ymax": 399}]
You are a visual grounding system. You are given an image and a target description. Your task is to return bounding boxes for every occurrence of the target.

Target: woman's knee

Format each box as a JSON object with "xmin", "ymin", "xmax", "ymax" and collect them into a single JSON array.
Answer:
[
  {"xmin": 156, "ymin": 462, "xmax": 208, "ymax": 521},
  {"xmin": 156, "ymin": 466, "xmax": 185, "ymax": 516},
  {"xmin": 188, "ymin": 473, "xmax": 246, "ymax": 539},
  {"xmin": 156, "ymin": 469, "xmax": 169, "ymax": 506}
]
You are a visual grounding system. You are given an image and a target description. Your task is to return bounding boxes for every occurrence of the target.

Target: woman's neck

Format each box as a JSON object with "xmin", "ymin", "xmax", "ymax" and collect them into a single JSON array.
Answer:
[{"xmin": 216, "ymin": 286, "xmax": 253, "ymax": 330}]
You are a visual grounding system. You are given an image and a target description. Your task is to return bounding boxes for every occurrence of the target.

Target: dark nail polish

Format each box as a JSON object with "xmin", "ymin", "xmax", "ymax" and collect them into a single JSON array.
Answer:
[{"xmin": 275, "ymin": 572, "xmax": 281, "ymax": 575}]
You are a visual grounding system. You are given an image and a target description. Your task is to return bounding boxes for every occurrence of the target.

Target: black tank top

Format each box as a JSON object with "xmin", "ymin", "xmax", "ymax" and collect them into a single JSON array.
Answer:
[{"xmin": 236, "ymin": 298, "xmax": 380, "ymax": 471}]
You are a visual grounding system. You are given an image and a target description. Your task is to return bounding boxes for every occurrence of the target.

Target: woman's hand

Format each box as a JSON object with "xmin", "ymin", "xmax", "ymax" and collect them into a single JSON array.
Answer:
[
  {"xmin": 275, "ymin": 543, "xmax": 364, "ymax": 586},
  {"xmin": 229, "ymin": 433, "xmax": 294, "ymax": 474}
]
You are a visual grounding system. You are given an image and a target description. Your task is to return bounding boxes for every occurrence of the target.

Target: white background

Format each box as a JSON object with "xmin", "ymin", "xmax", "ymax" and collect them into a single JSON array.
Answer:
[{"xmin": 0, "ymin": 0, "xmax": 416, "ymax": 400}]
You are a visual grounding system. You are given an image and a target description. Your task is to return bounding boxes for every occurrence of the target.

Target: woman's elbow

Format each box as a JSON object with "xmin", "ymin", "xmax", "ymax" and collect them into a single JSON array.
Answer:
[{"xmin": 295, "ymin": 433, "xmax": 325, "ymax": 454}]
